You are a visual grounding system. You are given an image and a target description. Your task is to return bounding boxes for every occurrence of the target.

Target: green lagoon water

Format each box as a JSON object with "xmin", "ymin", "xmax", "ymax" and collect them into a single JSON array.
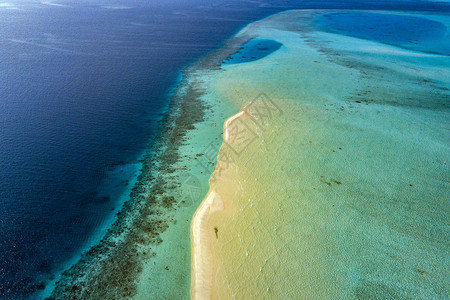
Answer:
[{"xmin": 187, "ymin": 10, "xmax": 449, "ymax": 299}]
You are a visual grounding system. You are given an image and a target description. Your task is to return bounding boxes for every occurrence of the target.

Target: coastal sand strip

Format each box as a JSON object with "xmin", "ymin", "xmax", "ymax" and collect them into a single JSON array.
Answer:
[
  {"xmin": 190, "ymin": 190, "xmax": 222, "ymax": 300},
  {"xmin": 191, "ymin": 111, "xmax": 246, "ymax": 300}
]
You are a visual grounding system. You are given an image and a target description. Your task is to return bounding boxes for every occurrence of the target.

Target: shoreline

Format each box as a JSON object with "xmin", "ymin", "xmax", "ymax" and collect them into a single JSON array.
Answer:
[{"xmin": 191, "ymin": 190, "xmax": 222, "ymax": 300}]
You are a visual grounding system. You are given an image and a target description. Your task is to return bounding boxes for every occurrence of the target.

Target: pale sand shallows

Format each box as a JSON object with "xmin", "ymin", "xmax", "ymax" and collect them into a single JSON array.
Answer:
[
  {"xmin": 191, "ymin": 111, "xmax": 247, "ymax": 299},
  {"xmin": 191, "ymin": 189, "xmax": 222, "ymax": 299},
  {"xmin": 191, "ymin": 9, "xmax": 449, "ymax": 300}
]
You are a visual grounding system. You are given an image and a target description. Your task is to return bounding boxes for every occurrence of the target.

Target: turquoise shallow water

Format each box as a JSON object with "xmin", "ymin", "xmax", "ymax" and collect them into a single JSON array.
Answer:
[
  {"xmin": 316, "ymin": 12, "xmax": 450, "ymax": 55},
  {"xmin": 190, "ymin": 9, "xmax": 449, "ymax": 299}
]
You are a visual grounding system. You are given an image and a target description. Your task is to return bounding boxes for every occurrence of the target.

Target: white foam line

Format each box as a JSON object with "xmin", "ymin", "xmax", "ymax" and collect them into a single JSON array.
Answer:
[
  {"xmin": 0, "ymin": 2, "xmax": 18, "ymax": 9},
  {"xmin": 8, "ymin": 39, "xmax": 92, "ymax": 56},
  {"xmin": 102, "ymin": 6, "xmax": 133, "ymax": 10},
  {"xmin": 40, "ymin": 1, "xmax": 68, "ymax": 7}
]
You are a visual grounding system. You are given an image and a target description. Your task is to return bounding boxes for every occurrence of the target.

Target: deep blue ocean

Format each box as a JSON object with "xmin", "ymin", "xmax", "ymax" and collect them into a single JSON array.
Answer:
[{"xmin": 0, "ymin": 0, "xmax": 449, "ymax": 298}]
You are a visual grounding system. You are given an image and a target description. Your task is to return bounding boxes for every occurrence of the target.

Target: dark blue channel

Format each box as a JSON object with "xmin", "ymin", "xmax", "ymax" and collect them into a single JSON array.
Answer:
[{"xmin": 223, "ymin": 39, "xmax": 283, "ymax": 64}]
